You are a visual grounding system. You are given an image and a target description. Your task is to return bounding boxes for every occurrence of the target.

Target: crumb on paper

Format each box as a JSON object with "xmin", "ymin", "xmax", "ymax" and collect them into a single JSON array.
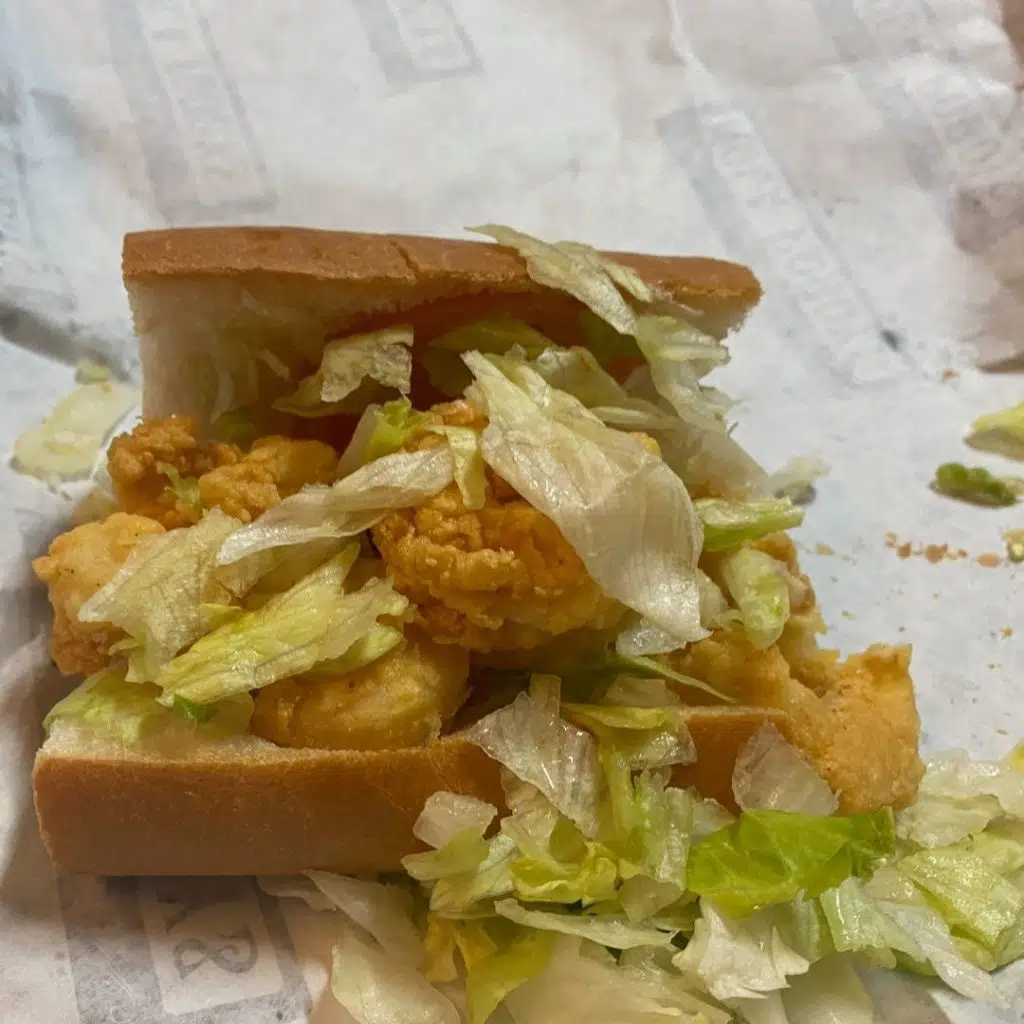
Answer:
[
  {"xmin": 841, "ymin": 610, "xmax": 856, "ymax": 620},
  {"xmin": 997, "ymin": 728, "xmax": 1009, "ymax": 736},
  {"xmin": 977, "ymin": 553, "xmax": 1002, "ymax": 568},
  {"xmin": 940, "ymin": 368, "xmax": 959, "ymax": 382},
  {"xmin": 987, "ymin": 662, "xmax": 1000, "ymax": 671},
  {"xmin": 924, "ymin": 544, "xmax": 948, "ymax": 564},
  {"xmin": 814, "ymin": 542, "xmax": 835, "ymax": 556},
  {"xmin": 1000, "ymin": 626, "xmax": 1014, "ymax": 639},
  {"xmin": 897, "ymin": 542, "xmax": 913, "ymax": 559}
]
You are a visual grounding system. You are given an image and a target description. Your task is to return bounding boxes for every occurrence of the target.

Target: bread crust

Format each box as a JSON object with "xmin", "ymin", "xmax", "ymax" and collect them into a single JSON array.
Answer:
[
  {"xmin": 35, "ymin": 708, "xmax": 785, "ymax": 876},
  {"xmin": 123, "ymin": 226, "xmax": 762, "ymax": 308}
]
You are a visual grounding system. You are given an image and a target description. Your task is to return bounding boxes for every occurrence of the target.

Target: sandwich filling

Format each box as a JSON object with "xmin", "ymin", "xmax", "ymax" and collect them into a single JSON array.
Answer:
[{"xmin": 31, "ymin": 227, "xmax": 1024, "ymax": 1019}]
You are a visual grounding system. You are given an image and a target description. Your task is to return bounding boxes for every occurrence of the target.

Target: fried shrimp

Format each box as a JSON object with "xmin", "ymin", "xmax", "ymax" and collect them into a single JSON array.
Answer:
[
  {"xmin": 373, "ymin": 482, "xmax": 624, "ymax": 652},
  {"xmin": 32, "ymin": 513, "xmax": 166, "ymax": 675},
  {"xmin": 663, "ymin": 623, "xmax": 923, "ymax": 812},
  {"xmin": 197, "ymin": 435, "xmax": 338, "ymax": 523},
  {"xmin": 372, "ymin": 399, "xmax": 623, "ymax": 651},
  {"xmin": 250, "ymin": 633, "xmax": 470, "ymax": 750},
  {"xmin": 108, "ymin": 416, "xmax": 241, "ymax": 527}
]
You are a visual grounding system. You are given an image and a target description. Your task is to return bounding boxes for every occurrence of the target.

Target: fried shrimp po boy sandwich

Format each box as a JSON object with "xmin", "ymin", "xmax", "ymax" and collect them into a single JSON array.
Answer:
[{"xmin": 32, "ymin": 225, "xmax": 926, "ymax": 878}]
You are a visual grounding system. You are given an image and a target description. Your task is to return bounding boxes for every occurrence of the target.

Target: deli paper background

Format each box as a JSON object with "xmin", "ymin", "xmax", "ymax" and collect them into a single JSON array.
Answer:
[{"xmin": 1, "ymin": 1, "xmax": 1022, "ymax": 1021}]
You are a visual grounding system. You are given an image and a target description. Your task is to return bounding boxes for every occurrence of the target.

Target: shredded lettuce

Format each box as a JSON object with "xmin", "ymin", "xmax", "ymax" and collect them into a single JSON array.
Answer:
[
  {"xmin": 765, "ymin": 457, "xmax": 830, "ymax": 505},
  {"xmin": 719, "ymin": 547, "xmax": 791, "ymax": 650},
  {"xmin": 157, "ymin": 462, "xmax": 203, "ymax": 521},
  {"xmin": 965, "ymin": 401, "xmax": 1024, "ymax": 460},
  {"xmin": 674, "ymin": 901, "xmax": 810, "ymax": 1000},
  {"xmin": 336, "ymin": 398, "xmax": 427, "ymax": 477},
  {"xmin": 932, "ymin": 462, "xmax": 1019, "ymax": 507},
  {"xmin": 695, "ymin": 498, "xmax": 804, "ymax": 552},
  {"xmin": 494, "ymin": 900, "xmax": 676, "ymax": 949},
  {"xmin": 216, "ymin": 446, "xmax": 454, "ymax": 562},
  {"xmin": 466, "ymin": 929, "xmax": 555, "ymax": 1024},
  {"xmin": 428, "ymin": 834, "xmax": 518, "ymax": 917},
  {"xmin": 465, "ymin": 689, "xmax": 603, "ymax": 839},
  {"xmin": 403, "ymin": 831, "xmax": 491, "ymax": 882},
  {"xmin": 156, "ymin": 548, "xmax": 407, "ymax": 705},
  {"xmin": 732, "ymin": 723, "xmax": 838, "ymax": 816},
  {"xmin": 79, "ymin": 509, "xmax": 244, "ymax": 681},
  {"xmin": 43, "ymin": 667, "xmax": 253, "ymax": 744},
  {"xmin": 330, "ymin": 928, "xmax": 459, "ymax": 1024},
  {"xmin": 686, "ymin": 809, "xmax": 895, "ymax": 917},
  {"xmin": 896, "ymin": 749, "xmax": 1024, "ymax": 847},
  {"xmin": 427, "ymin": 425, "xmax": 486, "ymax": 510},
  {"xmin": 465, "ymin": 352, "xmax": 706, "ymax": 649},
  {"xmin": 13, "ymin": 381, "xmax": 137, "ymax": 481},
  {"xmin": 274, "ymin": 327, "xmax": 413, "ymax": 417},
  {"xmin": 414, "ymin": 792, "xmax": 498, "ymax": 850},
  {"xmin": 561, "ymin": 703, "xmax": 695, "ymax": 771}
]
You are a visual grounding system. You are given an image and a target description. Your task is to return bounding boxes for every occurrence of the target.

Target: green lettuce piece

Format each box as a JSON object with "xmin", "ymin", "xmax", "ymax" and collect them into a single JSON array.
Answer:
[
  {"xmin": 44, "ymin": 668, "xmax": 253, "ymax": 744},
  {"xmin": 274, "ymin": 327, "xmax": 413, "ymax": 417},
  {"xmin": 157, "ymin": 463, "xmax": 203, "ymax": 521},
  {"xmin": 493, "ymin": 899, "xmax": 677, "ymax": 949},
  {"xmin": 509, "ymin": 833, "xmax": 619, "ymax": 907},
  {"xmin": 466, "ymin": 928, "xmax": 555, "ymax": 1024},
  {"xmin": 402, "ymin": 829, "xmax": 491, "ymax": 882},
  {"xmin": 898, "ymin": 848, "xmax": 1023, "ymax": 950},
  {"xmin": 212, "ymin": 408, "xmax": 261, "ymax": 447},
  {"xmin": 362, "ymin": 398, "xmax": 427, "ymax": 465},
  {"xmin": 686, "ymin": 808, "xmax": 895, "ymax": 917},
  {"xmin": 695, "ymin": 498, "xmax": 804, "ymax": 552},
  {"xmin": 77, "ymin": 509, "xmax": 244, "ymax": 681},
  {"xmin": 965, "ymin": 401, "xmax": 1024, "ymax": 460},
  {"xmin": 1005, "ymin": 530, "xmax": 1024, "ymax": 564},
  {"xmin": 424, "ymin": 316, "xmax": 552, "ymax": 396},
  {"xmin": 300, "ymin": 625, "xmax": 404, "ymax": 682},
  {"xmin": 427, "ymin": 425, "xmax": 486, "ymax": 510},
  {"xmin": 429, "ymin": 835, "xmax": 518, "ymax": 917},
  {"xmin": 561, "ymin": 703, "xmax": 695, "ymax": 771},
  {"xmin": 718, "ymin": 547, "xmax": 791, "ymax": 650},
  {"xmin": 156, "ymin": 548, "xmax": 407, "ymax": 705},
  {"xmin": 932, "ymin": 462, "xmax": 1018, "ymax": 507}
]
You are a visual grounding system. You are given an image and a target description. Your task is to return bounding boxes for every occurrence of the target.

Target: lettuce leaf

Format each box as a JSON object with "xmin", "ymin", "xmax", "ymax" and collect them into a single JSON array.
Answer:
[
  {"xmin": 732, "ymin": 723, "xmax": 837, "ymax": 816},
  {"xmin": 764, "ymin": 457, "xmax": 830, "ymax": 505},
  {"xmin": 427, "ymin": 425, "xmax": 486, "ymax": 510},
  {"xmin": 403, "ymin": 831, "xmax": 491, "ymax": 882},
  {"xmin": 932, "ymin": 462, "xmax": 1019, "ymax": 507},
  {"xmin": 78, "ymin": 509, "xmax": 244, "ymax": 680},
  {"xmin": 429, "ymin": 834, "xmax": 518, "ymax": 917},
  {"xmin": 674, "ymin": 901, "xmax": 810, "ymax": 1000},
  {"xmin": 465, "ymin": 352, "xmax": 706, "ymax": 649},
  {"xmin": 493, "ymin": 900, "xmax": 677, "ymax": 949},
  {"xmin": 686, "ymin": 809, "xmax": 895, "ymax": 917},
  {"xmin": 965, "ymin": 401, "xmax": 1024, "ymax": 461},
  {"xmin": 274, "ymin": 327, "xmax": 413, "ymax": 417},
  {"xmin": 561, "ymin": 703, "xmax": 695, "ymax": 771},
  {"xmin": 43, "ymin": 667, "xmax": 253, "ymax": 744},
  {"xmin": 896, "ymin": 749, "xmax": 1024, "ymax": 847},
  {"xmin": 719, "ymin": 547, "xmax": 791, "ymax": 650},
  {"xmin": 465, "ymin": 689, "xmax": 603, "ymax": 839},
  {"xmin": 329, "ymin": 928, "xmax": 459, "ymax": 1024},
  {"xmin": 337, "ymin": 398, "xmax": 427, "ymax": 477},
  {"xmin": 695, "ymin": 498, "xmax": 804, "ymax": 552},
  {"xmin": 466, "ymin": 929, "xmax": 555, "ymax": 1024},
  {"xmin": 13, "ymin": 381, "xmax": 137, "ymax": 481},
  {"xmin": 156, "ymin": 548, "xmax": 407, "ymax": 705},
  {"xmin": 414, "ymin": 792, "xmax": 498, "ymax": 850},
  {"xmin": 216, "ymin": 446, "xmax": 454, "ymax": 562}
]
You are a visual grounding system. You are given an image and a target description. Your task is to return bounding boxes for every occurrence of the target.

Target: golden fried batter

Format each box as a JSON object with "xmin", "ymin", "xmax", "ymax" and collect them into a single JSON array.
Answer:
[
  {"xmin": 33, "ymin": 513, "xmax": 166, "ymax": 675},
  {"xmin": 198, "ymin": 435, "xmax": 338, "ymax": 522},
  {"xmin": 251, "ymin": 633, "xmax": 470, "ymax": 750},
  {"xmin": 108, "ymin": 416, "xmax": 241, "ymax": 527},
  {"xmin": 373, "ymin": 481, "xmax": 624, "ymax": 652},
  {"xmin": 664, "ymin": 624, "xmax": 923, "ymax": 812}
]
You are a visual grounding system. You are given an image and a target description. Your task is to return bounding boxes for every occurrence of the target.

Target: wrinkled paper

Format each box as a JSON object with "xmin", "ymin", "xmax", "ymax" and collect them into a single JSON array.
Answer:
[{"xmin": 1, "ymin": 1, "xmax": 1023, "ymax": 1021}]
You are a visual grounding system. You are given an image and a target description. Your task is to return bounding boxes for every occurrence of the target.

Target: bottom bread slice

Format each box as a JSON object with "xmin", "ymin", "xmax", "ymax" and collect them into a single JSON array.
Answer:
[{"xmin": 34, "ymin": 708, "xmax": 785, "ymax": 876}]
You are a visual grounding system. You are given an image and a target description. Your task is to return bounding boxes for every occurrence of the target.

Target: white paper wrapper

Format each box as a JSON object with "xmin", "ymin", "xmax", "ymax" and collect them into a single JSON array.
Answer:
[{"xmin": 1, "ymin": 1, "xmax": 1022, "ymax": 1021}]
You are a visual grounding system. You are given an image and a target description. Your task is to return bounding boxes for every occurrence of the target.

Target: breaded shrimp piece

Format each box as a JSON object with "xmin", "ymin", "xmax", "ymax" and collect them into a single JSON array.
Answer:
[
  {"xmin": 663, "ymin": 626, "xmax": 923, "ymax": 812},
  {"xmin": 108, "ymin": 416, "xmax": 240, "ymax": 527},
  {"xmin": 32, "ymin": 513, "xmax": 165, "ymax": 675},
  {"xmin": 373, "ymin": 481, "xmax": 624, "ymax": 652},
  {"xmin": 250, "ymin": 633, "xmax": 470, "ymax": 750},
  {"xmin": 373, "ymin": 399, "xmax": 623, "ymax": 651},
  {"xmin": 198, "ymin": 435, "xmax": 338, "ymax": 523}
]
